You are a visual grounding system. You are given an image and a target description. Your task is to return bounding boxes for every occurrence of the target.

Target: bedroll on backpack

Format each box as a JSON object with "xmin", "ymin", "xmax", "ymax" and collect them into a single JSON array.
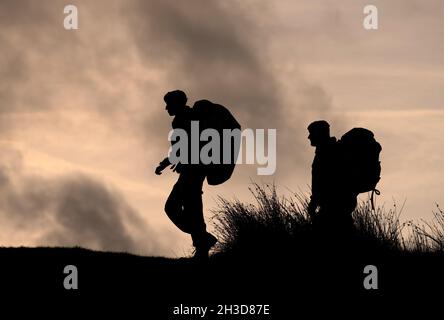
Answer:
[
  {"xmin": 338, "ymin": 128, "xmax": 382, "ymax": 195},
  {"xmin": 193, "ymin": 100, "xmax": 241, "ymax": 186}
]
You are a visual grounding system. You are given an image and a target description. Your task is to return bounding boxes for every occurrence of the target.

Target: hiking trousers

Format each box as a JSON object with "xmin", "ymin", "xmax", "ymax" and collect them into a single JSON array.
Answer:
[{"xmin": 164, "ymin": 166, "xmax": 208, "ymax": 247}]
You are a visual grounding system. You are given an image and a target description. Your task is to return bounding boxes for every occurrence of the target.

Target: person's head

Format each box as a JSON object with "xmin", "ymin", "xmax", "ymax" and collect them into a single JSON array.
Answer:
[
  {"xmin": 164, "ymin": 90, "xmax": 188, "ymax": 116},
  {"xmin": 307, "ymin": 120, "xmax": 330, "ymax": 147}
]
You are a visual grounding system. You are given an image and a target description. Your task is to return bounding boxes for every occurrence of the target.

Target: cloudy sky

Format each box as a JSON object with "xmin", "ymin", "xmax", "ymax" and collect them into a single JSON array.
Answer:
[{"xmin": 0, "ymin": 0, "xmax": 443, "ymax": 257}]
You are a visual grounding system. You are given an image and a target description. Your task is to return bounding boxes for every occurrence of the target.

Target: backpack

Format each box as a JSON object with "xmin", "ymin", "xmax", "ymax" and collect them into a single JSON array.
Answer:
[
  {"xmin": 338, "ymin": 128, "xmax": 382, "ymax": 206},
  {"xmin": 192, "ymin": 99, "xmax": 241, "ymax": 185}
]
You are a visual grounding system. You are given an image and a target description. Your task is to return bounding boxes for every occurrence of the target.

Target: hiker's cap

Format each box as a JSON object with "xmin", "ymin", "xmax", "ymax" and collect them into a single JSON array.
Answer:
[
  {"xmin": 164, "ymin": 90, "xmax": 187, "ymax": 105},
  {"xmin": 307, "ymin": 120, "xmax": 330, "ymax": 134}
]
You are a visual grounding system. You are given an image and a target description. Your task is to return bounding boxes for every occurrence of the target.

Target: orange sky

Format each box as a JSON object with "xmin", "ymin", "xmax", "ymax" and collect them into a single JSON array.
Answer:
[{"xmin": 0, "ymin": 0, "xmax": 443, "ymax": 257}]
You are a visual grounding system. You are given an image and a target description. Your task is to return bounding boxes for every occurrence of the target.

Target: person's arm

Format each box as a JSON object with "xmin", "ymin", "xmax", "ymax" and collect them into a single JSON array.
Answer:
[
  {"xmin": 155, "ymin": 157, "xmax": 171, "ymax": 175},
  {"xmin": 156, "ymin": 117, "xmax": 179, "ymax": 175}
]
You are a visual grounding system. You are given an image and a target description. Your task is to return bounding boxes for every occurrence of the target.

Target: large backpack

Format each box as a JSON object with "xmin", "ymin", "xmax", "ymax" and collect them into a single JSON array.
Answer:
[
  {"xmin": 338, "ymin": 128, "xmax": 382, "ymax": 204},
  {"xmin": 192, "ymin": 99, "xmax": 241, "ymax": 185}
]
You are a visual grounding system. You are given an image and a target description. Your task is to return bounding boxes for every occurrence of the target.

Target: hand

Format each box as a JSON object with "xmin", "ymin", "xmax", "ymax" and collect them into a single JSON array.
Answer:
[
  {"xmin": 155, "ymin": 165, "xmax": 165, "ymax": 175},
  {"xmin": 155, "ymin": 157, "xmax": 171, "ymax": 175}
]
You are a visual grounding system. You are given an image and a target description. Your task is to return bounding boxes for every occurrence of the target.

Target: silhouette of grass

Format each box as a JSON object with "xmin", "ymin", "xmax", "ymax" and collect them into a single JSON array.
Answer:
[
  {"xmin": 407, "ymin": 204, "xmax": 444, "ymax": 252},
  {"xmin": 212, "ymin": 183, "xmax": 444, "ymax": 259},
  {"xmin": 212, "ymin": 184, "xmax": 311, "ymax": 259}
]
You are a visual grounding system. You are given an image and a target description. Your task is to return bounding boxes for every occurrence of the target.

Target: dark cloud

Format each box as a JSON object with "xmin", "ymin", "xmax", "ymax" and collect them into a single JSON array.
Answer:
[
  {"xmin": 0, "ymin": 150, "xmax": 159, "ymax": 253},
  {"xmin": 124, "ymin": 0, "xmax": 337, "ymax": 176},
  {"xmin": 125, "ymin": 0, "xmax": 283, "ymax": 130},
  {"xmin": 0, "ymin": 170, "xmax": 9, "ymax": 186},
  {"xmin": 44, "ymin": 176, "xmax": 144, "ymax": 252},
  {"xmin": 0, "ymin": 0, "xmax": 163, "ymax": 252},
  {"xmin": 0, "ymin": 0, "xmax": 336, "ymax": 161}
]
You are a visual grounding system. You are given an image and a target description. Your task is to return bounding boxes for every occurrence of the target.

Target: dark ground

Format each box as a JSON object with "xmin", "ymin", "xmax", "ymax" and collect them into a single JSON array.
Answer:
[{"xmin": 0, "ymin": 247, "xmax": 442, "ymax": 317}]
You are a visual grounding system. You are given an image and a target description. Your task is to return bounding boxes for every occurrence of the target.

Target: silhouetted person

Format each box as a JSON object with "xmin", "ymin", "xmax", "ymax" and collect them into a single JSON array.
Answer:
[
  {"xmin": 307, "ymin": 120, "xmax": 357, "ymax": 240},
  {"xmin": 155, "ymin": 90, "xmax": 217, "ymax": 260}
]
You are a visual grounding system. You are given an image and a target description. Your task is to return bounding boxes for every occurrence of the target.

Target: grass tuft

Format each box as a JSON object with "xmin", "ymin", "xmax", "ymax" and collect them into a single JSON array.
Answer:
[{"xmin": 212, "ymin": 183, "xmax": 443, "ymax": 260}]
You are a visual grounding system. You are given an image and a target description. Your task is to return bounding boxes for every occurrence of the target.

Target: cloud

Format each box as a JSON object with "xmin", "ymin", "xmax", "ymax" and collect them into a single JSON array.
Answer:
[
  {"xmin": 0, "ymin": 0, "xmax": 338, "ymax": 162},
  {"xmin": 0, "ymin": 0, "xmax": 350, "ymax": 254},
  {"xmin": 0, "ymin": 148, "xmax": 160, "ymax": 253},
  {"xmin": 124, "ymin": 0, "xmax": 286, "ymax": 150},
  {"xmin": 42, "ymin": 176, "xmax": 139, "ymax": 252},
  {"xmin": 127, "ymin": 0, "xmax": 280, "ymax": 125},
  {"xmin": 124, "ymin": 0, "xmax": 341, "ymax": 177}
]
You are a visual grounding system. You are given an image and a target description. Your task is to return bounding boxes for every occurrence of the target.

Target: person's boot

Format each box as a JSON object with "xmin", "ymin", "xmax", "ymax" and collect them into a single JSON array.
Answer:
[{"xmin": 193, "ymin": 232, "xmax": 217, "ymax": 260}]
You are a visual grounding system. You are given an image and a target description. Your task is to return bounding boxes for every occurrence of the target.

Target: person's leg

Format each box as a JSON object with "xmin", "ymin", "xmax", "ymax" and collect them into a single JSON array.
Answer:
[
  {"xmin": 164, "ymin": 173, "xmax": 194, "ymax": 234},
  {"xmin": 165, "ymin": 166, "xmax": 217, "ymax": 258},
  {"xmin": 182, "ymin": 169, "xmax": 207, "ymax": 245},
  {"xmin": 181, "ymin": 167, "xmax": 217, "ymax": 258}
]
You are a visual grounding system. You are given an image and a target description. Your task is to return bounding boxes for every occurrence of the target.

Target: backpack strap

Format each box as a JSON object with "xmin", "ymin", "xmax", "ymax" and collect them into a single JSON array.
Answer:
[{"xmin": 370, "ymin": 189, "xmax": 380, "ymax": 211}]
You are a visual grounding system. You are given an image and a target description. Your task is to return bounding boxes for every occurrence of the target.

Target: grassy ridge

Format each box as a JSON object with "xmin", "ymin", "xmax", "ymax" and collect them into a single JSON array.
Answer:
[
  {"xmin": 212, "ymin": 183, "xmax": 444, "ymax": 257},
  {"xmin": 0, "ymin": 184, "xmax": 442, "ymax": 314}
]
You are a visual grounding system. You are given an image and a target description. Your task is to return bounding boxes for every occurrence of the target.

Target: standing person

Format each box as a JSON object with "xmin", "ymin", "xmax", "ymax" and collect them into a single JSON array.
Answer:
[
  {"xmin": 307, "ymin": 120, "xmax": 357, "ymax": 238},
  {"xmin": 155, "ymin": 90, "xmax": 217, "ymax": 260}
]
